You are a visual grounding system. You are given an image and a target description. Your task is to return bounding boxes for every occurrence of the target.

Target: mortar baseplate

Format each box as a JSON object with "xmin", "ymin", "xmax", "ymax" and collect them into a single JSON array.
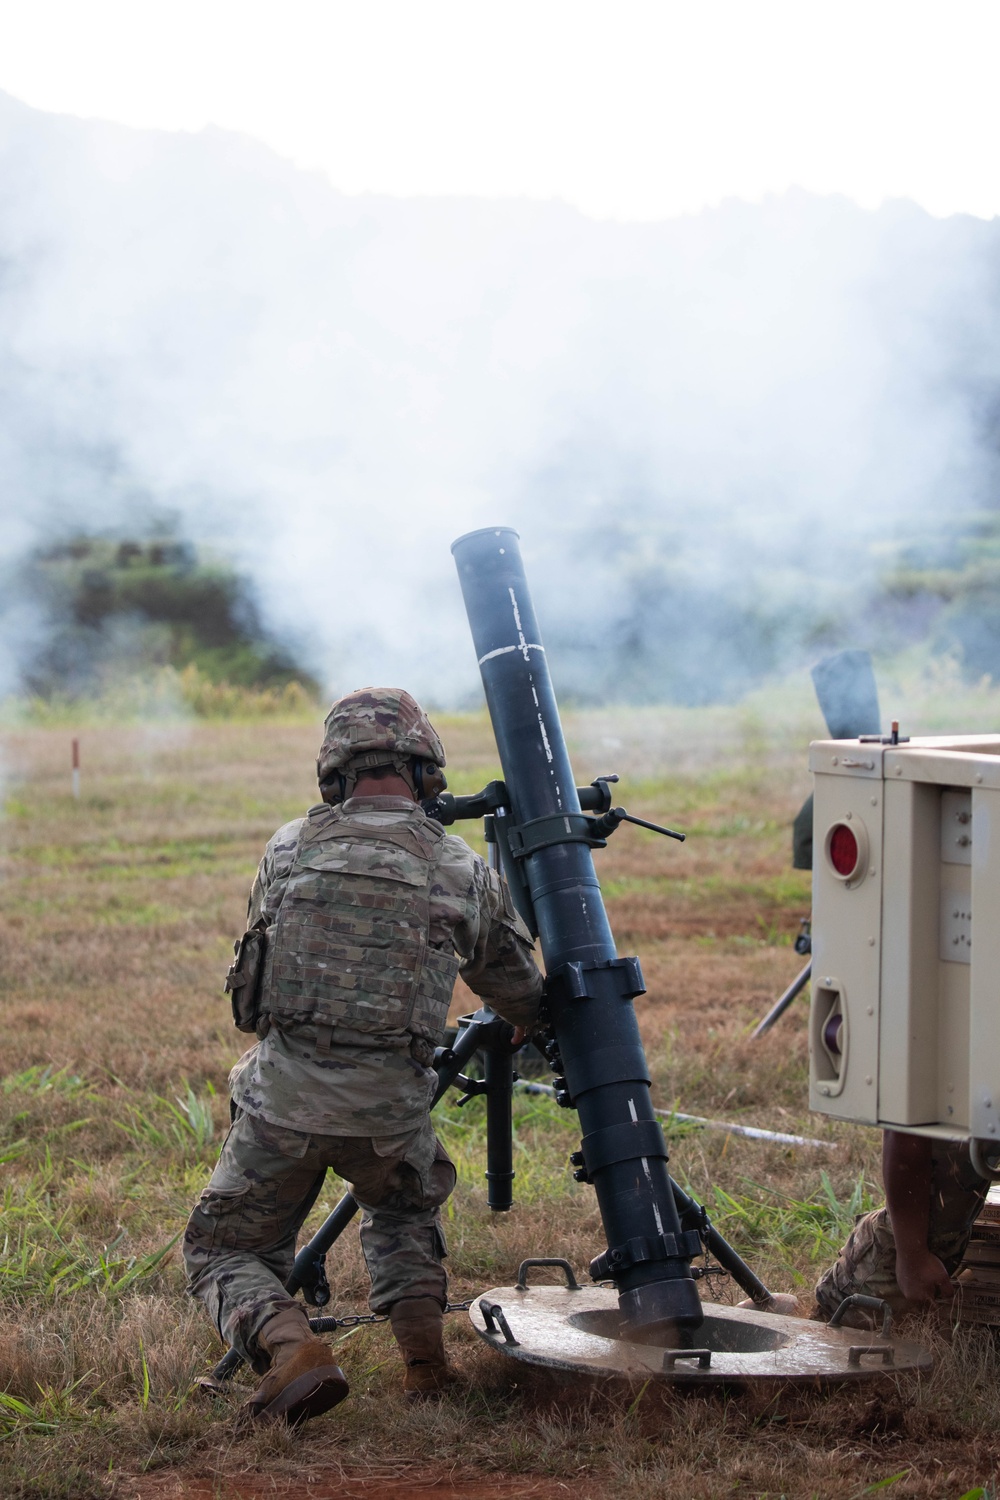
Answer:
[{"xmin": 470, "ymin": 1285, "xmax": 932, "ymax": 1385}]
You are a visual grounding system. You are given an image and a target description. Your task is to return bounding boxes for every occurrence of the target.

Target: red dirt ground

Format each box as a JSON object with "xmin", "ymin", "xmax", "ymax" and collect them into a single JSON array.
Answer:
[{"xmin": 134, "ymin": 1474, "xmax": 581, "ymax": 1500}]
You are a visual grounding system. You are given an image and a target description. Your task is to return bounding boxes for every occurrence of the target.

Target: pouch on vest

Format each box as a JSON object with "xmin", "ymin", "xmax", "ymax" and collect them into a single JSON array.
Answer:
[{"xmin": 225, "ymin": 919, "xmax": 268, "ymax": 1034}]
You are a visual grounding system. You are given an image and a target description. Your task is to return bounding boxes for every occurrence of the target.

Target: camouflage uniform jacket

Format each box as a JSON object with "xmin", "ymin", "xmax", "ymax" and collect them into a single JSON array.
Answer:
[{"xmin": 230, "ymin": 795, "xmax": 543, "ymax": 1136}]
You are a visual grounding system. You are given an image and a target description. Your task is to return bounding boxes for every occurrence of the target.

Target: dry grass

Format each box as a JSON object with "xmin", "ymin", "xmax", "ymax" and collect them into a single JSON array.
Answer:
[{"xmin": 2, "ymin": 689, "xmax": 1000, "ymax": 1498}]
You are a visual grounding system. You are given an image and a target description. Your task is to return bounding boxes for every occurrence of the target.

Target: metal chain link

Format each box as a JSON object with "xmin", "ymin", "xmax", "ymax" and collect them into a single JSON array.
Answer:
[{"xmin": 314, "ymin": 1298, "xmax": 474, "ymax": 1329}]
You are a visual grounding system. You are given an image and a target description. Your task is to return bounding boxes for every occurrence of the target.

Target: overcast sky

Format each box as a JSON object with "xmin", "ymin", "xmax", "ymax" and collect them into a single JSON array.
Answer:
[{"xmin": 1, "ymin": 0, "xmax": 999, "ymax": 222}]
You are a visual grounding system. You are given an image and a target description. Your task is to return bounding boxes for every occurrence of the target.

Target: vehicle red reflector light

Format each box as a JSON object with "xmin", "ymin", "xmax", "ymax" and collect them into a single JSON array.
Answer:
[{"xmin": 829, "ymin": 824, "xmax": 859, "ymax": 877}]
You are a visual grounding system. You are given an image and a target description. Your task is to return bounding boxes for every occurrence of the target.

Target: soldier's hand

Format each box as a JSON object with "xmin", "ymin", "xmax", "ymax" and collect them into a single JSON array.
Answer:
[{"xmin": 896, "ymin": 1249, "xmax": 955, "ymax": 1305}]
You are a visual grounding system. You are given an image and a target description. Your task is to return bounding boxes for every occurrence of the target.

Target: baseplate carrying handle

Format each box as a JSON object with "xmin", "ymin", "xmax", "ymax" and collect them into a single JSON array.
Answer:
[
  {"xmin": 848, "ymin": 1344, "xmax": 895, "ymax": 1367},
  {"xmin": 480, "ymin": 1299, "xmax": 520, "ymax": 1345},
  {"xmin": 829, "ymin": 1294, "xmax": 893, "ymax": 1339},
  {"xmin": 663, "ymin": 1348, "xmax": 712, "ymax": 1370},
  {"xmin": 515, "ymin": 1257, "xmax": 581, "ymax": 1291}
]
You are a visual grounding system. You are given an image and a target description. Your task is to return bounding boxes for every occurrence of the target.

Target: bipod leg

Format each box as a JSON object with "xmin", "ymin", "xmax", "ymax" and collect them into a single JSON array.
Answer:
[
  {"xmin": 670, "ymin": 1177, "xmax": 774, "ymax": 1306},
  {"xmin": 751, "ymin": 961, "xmax": 812, "ymax": 1040},
  {"xmin": 207, "ymin": 1015, "xmax": 494, "ymax": 1384},
  {"xmin": 483, "ymin": 1030, "xmax": 515, "ymax": 1212}
]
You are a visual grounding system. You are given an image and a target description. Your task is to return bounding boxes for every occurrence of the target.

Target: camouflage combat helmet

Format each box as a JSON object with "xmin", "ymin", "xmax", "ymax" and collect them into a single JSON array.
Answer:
[{"xmin": 317, "ymin": 687, "xmax": 446, "ymax": 803}]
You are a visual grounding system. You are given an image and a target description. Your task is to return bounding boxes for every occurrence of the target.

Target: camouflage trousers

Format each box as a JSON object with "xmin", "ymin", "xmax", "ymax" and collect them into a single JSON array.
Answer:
[
  {"xmin": 183, "ymin": 1109, "xmax": 456, "ymax": 1371},
  {"xmin": 814, "ymin": 1207, "xmax": 979, "ymax": 1326}
]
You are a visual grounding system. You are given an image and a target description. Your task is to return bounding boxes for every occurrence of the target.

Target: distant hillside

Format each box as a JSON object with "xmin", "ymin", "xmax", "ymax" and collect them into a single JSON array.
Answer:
[
  {"xmin": 18, "ymin": 533, "xmax": 316, "ymax": 697},
  {"xmin": 1, "ymin": 89, "xmax": 999, "ymax": 704}
]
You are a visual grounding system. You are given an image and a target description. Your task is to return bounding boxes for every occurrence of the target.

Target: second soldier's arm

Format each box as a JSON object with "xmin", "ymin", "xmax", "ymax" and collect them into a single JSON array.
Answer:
[{"xmin": 883, "ymin": 1130, "xmax": 955, "ymax": 1304}]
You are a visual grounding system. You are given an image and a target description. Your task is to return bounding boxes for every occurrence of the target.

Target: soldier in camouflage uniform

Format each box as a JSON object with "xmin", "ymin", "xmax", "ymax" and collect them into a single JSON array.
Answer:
[
  {"xmin": 815, "ymin": 1130, "xmax": 988, "ymax": 1327},
  {"xmin": 184, "ymin": 688, "xmax": 543, "ymax": 1427}
]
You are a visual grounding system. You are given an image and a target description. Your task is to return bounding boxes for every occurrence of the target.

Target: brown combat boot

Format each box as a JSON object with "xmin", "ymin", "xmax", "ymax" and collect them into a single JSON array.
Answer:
[
  {"xmin": 389, "ymin": 1296, "xmax": 460, "ymax": 1399},
  {"xmin": 239, "ymin": 1307, "xmax": 349, "ymax": 1428}
]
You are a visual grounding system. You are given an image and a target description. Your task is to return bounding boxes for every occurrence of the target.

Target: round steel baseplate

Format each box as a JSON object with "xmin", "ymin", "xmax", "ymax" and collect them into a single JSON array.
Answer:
[{"xmin": 470, "ymin": 1286, "xmax": 932, "ymax": 1385}]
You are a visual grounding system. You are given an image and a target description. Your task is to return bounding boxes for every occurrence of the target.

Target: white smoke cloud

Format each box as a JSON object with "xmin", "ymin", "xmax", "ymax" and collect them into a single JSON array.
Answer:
[{"xmin": 1, "ymin": 90, "xmax": 997, "ymax": 705}]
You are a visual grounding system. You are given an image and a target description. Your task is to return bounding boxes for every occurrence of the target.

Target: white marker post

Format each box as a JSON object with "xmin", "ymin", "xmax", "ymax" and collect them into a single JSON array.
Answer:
[{"xmin": 72, "ymin": 738, "xmax": 80, "ymax": 800}]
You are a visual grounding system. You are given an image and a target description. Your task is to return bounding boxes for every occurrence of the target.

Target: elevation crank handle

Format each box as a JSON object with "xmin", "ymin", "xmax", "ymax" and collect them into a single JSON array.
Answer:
[{"xmin": 590, "ymin": 806, "xmax": 686, "ymax": 842}]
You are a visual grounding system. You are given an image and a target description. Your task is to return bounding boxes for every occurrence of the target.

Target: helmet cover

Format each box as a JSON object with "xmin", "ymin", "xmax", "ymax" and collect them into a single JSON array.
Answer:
[{"xmin": 317, "ymin": 687, "xmax": 446, "ymax": 797}]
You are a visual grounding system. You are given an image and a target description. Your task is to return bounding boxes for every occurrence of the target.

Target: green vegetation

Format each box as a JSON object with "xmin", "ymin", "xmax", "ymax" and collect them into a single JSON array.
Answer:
[
  {"xmin": 884, "ymin": 511, "xmax": 1000, "ymax": 680},
  {"xmin": 11, "ymin": 533, "xmax": 319, "ymax": 713}
]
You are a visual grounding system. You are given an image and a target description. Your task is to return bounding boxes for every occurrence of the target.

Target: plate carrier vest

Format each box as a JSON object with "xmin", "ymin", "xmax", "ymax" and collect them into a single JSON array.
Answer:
[{"xmin": 259, "ymin": 802, "xmax": 461, "ymax": 1043}]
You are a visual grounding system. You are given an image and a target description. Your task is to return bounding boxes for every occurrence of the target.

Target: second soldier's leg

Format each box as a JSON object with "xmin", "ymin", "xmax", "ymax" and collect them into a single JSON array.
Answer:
[
  {"xmin": 184, "ymin": 1111, "xmax": 328, "ymax": 1370},
  {"xmin": 814, "ymin": 1208, "xmax": 906, "ymax": 1326}
]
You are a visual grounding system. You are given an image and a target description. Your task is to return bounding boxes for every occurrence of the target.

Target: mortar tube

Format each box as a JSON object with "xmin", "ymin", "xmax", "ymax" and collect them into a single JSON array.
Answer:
[{"xmin": 452, "ymin": 526, "xmax": 702, "ymax": 1338}]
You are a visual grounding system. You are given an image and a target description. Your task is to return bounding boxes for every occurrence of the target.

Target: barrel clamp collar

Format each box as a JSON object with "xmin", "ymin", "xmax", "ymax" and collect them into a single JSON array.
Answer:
[
  {"xmin": 590, "ymin": 1229, "xmax": 704, "ymax": 1281},
  {"xmin": 506, "ymin": 811, "xmax": 608, "ymax": 859},
  {"xmin": 542, "ymin": 960, "xmax": 650, "ymax": 1109},
  {"xmin": 546, "ymin": 956, "xmax": 646, "ymax": 1004}
]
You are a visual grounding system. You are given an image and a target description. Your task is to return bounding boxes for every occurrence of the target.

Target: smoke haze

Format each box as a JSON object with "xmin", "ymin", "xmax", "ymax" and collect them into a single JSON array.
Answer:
[{"xmin": 1, "ymin": 89, "xmax": 999, "ymax": 705}]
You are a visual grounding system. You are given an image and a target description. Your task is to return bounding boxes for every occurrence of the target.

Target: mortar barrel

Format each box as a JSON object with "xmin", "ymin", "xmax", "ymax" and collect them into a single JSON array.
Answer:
[{"xmin": 451, "ymin": 526, "xmax": 703, "ymax": 1336}]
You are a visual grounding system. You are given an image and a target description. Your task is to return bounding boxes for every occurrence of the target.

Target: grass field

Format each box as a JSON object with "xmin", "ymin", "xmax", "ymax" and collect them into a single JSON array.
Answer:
[{"xmin": 2, "ymin": 679, "xmax": 1000, "ymax": 1499}]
